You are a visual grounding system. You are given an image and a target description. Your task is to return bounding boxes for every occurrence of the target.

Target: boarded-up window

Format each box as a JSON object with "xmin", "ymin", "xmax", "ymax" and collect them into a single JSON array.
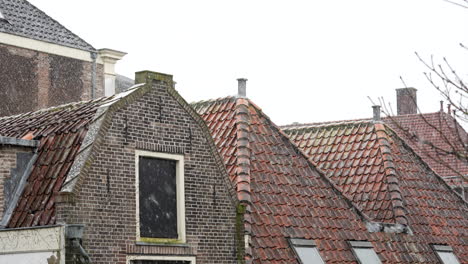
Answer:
[{"xmin": 139, "ymin": 157, "xmax": 177, "ymax": 239}]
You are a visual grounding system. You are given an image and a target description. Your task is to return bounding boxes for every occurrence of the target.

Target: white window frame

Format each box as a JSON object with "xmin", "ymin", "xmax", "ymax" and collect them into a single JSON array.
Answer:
[
  {"xmin": 289, "ymin": 238, "xmax": 325, "ymax": 264},
  {"xmin": 349, "ymin": 241, "xmax": 382, "ymax": 264},
  {"xmin": 135, "ymin": 150, "xmax": 186, "ymax": 243},
  {"xmin": 432, "ymin": 245, "xmax": 461, "ymax": 264},
  {"xmin": 126, "ymin": 255, "xmax": 196, "ymax": 264}
]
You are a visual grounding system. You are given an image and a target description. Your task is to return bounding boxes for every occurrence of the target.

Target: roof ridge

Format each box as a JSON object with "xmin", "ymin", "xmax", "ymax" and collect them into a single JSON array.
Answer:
[
  {"xmin": 281, "ymin": 118, "xmax": 373, "ymax": 130},
  {"xmin": 190, "ymin": 96, "xmax": 235, "ymax": 109},
  {"xmin": 233, "ymin": 97, "xmax": 253, "ymax": 261},
  {"xmin": 374, "ymin": 123, "xmax": 409, "ymax": 226}
]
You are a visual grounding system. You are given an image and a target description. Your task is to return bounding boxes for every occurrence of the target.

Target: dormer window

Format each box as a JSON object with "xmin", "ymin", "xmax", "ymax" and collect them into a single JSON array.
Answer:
[
  {"xmin": 289, "ymin": 238, "xmax": 325, "ymax": 264},
  {"xmin": 432, "ymin": 245, "xmax": 461, "ymax": 264},
  {"xmin": 135, "ymin": 150, "xmax": 186, "ymax": 243},
  {"xmin": 349, "ymin": 241, "xmax": 382, "ymax": 264},
  {"xmin": 0, "ymin": 9, "xmax": 6, "ymax": 20}
]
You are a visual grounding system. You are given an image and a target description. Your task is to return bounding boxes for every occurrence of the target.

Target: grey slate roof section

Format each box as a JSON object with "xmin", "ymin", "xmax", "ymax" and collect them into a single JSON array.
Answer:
[
  {"xmin": 116, "ymin": 74, "xmax": 135, "ymax": 93},
  {"xmin": 0, "ymin": 0, "xmax": 95, "ymax": 51}
]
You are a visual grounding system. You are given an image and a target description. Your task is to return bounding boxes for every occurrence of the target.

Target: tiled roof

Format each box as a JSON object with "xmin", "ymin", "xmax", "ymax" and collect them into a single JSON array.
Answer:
[
  {"xmin": 0, "ymin": 0, "xmax": 95, "ymax": 51},
  {"xmin": 193, "ymin": 97, "xmax": 376, "ymax": 263},
  {"xmin": 386, "ymin": 112, "xmax": 468, "ymax": 187},
  {"xmin": 0, "ymin": 86, "xmax": 141, "ymax": 228},
  {"xmin": 283, "ymin": 120, "xmax": 468, "ymax": 261},
  {"xmin": 284, "ymin": 122, "xmax": 404, "ymax": 224}
]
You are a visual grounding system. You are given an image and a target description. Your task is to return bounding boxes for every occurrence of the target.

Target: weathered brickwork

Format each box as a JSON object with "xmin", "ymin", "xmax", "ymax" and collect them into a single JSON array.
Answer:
[
  {"xmin": 0, "ymin": 43, "xmax": 104, "ymax": 116},
  {"xmin": 61, "ymin": 79, "xmax": 238, "ymax": 264}
]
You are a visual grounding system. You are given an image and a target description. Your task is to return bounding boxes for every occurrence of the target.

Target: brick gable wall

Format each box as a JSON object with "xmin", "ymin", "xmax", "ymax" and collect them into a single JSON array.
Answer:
[
  {"xmin": 59, "ymin": 80, "xmax": 239, "ymax": 264},
  {"xmin": 0, "ymin": 43, "xmax": 104, "ymax": 116}
]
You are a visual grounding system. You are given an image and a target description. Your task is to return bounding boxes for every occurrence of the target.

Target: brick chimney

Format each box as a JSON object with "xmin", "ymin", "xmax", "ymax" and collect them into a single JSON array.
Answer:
[
  {"xmin": 396, "ymin": 88, "xmax": 417, "ymax": 115},
  {"xmin": 98, "ymin": 49, "xmax": 127, "ymax": 96}
]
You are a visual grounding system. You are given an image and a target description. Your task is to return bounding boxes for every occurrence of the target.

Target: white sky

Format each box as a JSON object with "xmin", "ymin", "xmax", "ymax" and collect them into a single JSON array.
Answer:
[{"xmin": 29, "ymin": 0, "xmax": 468, "ymax": 125}]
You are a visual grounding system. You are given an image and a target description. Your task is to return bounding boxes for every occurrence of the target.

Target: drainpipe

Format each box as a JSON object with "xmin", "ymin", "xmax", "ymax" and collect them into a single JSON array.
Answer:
[
  {"xmin": 66, "ymin": 224, "xmax": 91, "ymax": 264},
  {"xmin": 90, "ymin": 52, "xmax": 97, "ymax": 99}
]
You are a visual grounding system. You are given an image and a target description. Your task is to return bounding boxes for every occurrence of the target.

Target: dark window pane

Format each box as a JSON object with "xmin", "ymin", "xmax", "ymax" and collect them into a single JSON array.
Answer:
[
  {"xmin": 132, "ymin": 261, "xmax": 190, "ymax": 264},
  {"xmin": 139, "ymin": 157, "xmax": 177, "ymax": 238}
]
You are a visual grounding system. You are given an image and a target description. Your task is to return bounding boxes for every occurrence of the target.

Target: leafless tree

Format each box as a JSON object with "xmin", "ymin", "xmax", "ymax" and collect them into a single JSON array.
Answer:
[{"xmin": 371, "ymin": 0, "xmax": 467, "ymax": 192}]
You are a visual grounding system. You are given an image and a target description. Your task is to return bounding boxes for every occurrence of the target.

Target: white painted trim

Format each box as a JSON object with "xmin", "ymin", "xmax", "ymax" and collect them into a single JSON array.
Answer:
[
  {"xmin": 126, "ymin": 255, "xmax": 196, "ymax": 264},
  {"xmin": 0, "ymin": 32, "xmax": 103, "ymax": 63},
  {"xmin": 135, "ymin": 150, "xmax": 186, "ymax": 243}
]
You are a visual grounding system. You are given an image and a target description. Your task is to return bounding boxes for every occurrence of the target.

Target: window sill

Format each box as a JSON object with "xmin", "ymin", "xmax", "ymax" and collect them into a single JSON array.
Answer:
[{"xmin": 136, "ymin": 241, "xmax": 190, "ymax": 247}]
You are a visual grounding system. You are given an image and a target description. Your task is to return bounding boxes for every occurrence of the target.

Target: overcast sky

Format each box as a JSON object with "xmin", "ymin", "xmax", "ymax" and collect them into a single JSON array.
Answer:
[{"xmin": 29, "ymin": 0, "xmax": 468, "ymax": 125}]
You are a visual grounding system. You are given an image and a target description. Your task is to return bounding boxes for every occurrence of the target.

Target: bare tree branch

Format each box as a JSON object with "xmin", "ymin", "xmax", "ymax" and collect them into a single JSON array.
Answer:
[{"xmin": 443, "ymin": 0, "xmax": 468, "ymax": 8}]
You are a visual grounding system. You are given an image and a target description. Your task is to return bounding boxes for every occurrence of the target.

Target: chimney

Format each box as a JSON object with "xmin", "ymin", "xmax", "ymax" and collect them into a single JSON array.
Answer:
[
  {"xmin": 237, "ymin": 78, "xmax": 247, "ymax": 98},
  {"xmin": 372, "ymin": 105, "xmax": 381, "ymax": 123},
  {"xmin": 396, "ymin": 88, "xmax": 417, "ymax": 115},
  {"xmin": 98, "ymin": 49, "xmax": 127, "ymax": 96}
]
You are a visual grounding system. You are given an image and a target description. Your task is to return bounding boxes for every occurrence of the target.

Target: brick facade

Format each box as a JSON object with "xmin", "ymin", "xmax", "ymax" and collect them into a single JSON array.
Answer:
[
  {"xmin": 0, "ymin": 43, "xmax": 104, "ymax": 116},
  {"xmin": 58, "ymin": 77, "xmax": 239, "ymax": 263}
]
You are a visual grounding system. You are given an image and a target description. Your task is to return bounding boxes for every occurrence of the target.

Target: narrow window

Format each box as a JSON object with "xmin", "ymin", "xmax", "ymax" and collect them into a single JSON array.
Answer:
[
  {"xmin": 289, "ymin": 238, "xmax": 325, "ymax": 264},
  {"xmin": 0, "ymin": 10, "xmax": 4, "ymax": 20},
  {"xmin": 136, "ymin": 151, "xmax": 185, "ymax": 243},
  {"xmin": 349, "ymin": 241, "xmax": 382, "ymax": 264},
  {"xmin": 433, "ymin": 245, "xmax": 461, "ymax": 264}
]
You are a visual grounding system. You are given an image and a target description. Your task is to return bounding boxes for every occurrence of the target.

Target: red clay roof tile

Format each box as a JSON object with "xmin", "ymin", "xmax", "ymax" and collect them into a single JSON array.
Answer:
[{"xmin": 0, "ymin": 96, "xmax": 117, "ymax": 228}]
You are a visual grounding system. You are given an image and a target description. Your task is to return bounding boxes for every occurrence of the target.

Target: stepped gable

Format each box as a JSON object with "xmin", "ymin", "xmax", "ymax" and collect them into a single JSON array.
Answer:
[
  {"xmin": 0, "ymin": 86, "xmax": 139, "ymax": 228},
  {"xmin": 0, "ymin": 0, "xmax": 95, "ymax": 51},
  {"xmin": 193, "ymin": 97, "xmax": 375, "ymax": 263}
]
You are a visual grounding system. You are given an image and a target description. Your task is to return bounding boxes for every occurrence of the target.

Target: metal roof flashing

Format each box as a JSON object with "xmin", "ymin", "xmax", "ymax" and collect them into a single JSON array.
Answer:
[{"xmin": 0, "ymin": 136, "xmax": 39, "ymax": 148}]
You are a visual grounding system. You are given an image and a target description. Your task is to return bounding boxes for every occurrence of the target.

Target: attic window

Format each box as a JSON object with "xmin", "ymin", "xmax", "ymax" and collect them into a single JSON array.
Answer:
[
  {"xmin": 135, "ymin": 150, "xmax": 186, "ymax": 243},
  {"xmin": 433, "ymin": 245, "xmax": 461, "ymax": 264},
  {"xmin": 0, "ymin": 9, "xmax": 5, "ymax": 20},
  {"xmin": 289, "ymin": 238, "xmax": 325, "ymax": 264},
  {"xmin": 349, "ymin": 241, "xmax": 382, "ymax": 264}
]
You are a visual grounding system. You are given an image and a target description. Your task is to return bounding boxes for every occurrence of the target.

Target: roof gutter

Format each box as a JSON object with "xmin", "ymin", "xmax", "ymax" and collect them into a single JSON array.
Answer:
[{"xmin": 90, "ymin": 51, "xmax": 97, "ymax": 99}]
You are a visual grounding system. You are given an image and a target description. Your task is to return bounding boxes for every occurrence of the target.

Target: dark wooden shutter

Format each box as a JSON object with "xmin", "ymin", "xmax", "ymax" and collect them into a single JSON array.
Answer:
[{"xmin": 139, "ymin": 157, "xmax": 177, "ymax": 238}]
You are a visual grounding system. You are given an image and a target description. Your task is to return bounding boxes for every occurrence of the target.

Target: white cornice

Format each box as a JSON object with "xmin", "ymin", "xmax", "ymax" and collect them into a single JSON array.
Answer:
[{"xmin": 0, "ymin": 32, "xmax": 103, "ymax": 64}]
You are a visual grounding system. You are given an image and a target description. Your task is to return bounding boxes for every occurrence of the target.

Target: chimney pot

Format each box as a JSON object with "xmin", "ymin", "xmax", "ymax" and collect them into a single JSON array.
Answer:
[
  {"xmin": 237, "ymin": 78, "xmax": 247, "ymax": 98},
  {"xmin": 440, "ymin": 101, "xmax": 444, "ymax": 112},
  {"xmin": 447, "ymin": 104, "xmax": 451, "ymax": 115},
  {"xmin": 396, "ymin": 87, "xmax": 417, "ymax": 115},
  {"xmin": 372, "ymin": 105, "xmax": 381, "ymax": 122},
  {"xmin": 98, "ymin": 48, "xmax": 127, "ymax": 96}
]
